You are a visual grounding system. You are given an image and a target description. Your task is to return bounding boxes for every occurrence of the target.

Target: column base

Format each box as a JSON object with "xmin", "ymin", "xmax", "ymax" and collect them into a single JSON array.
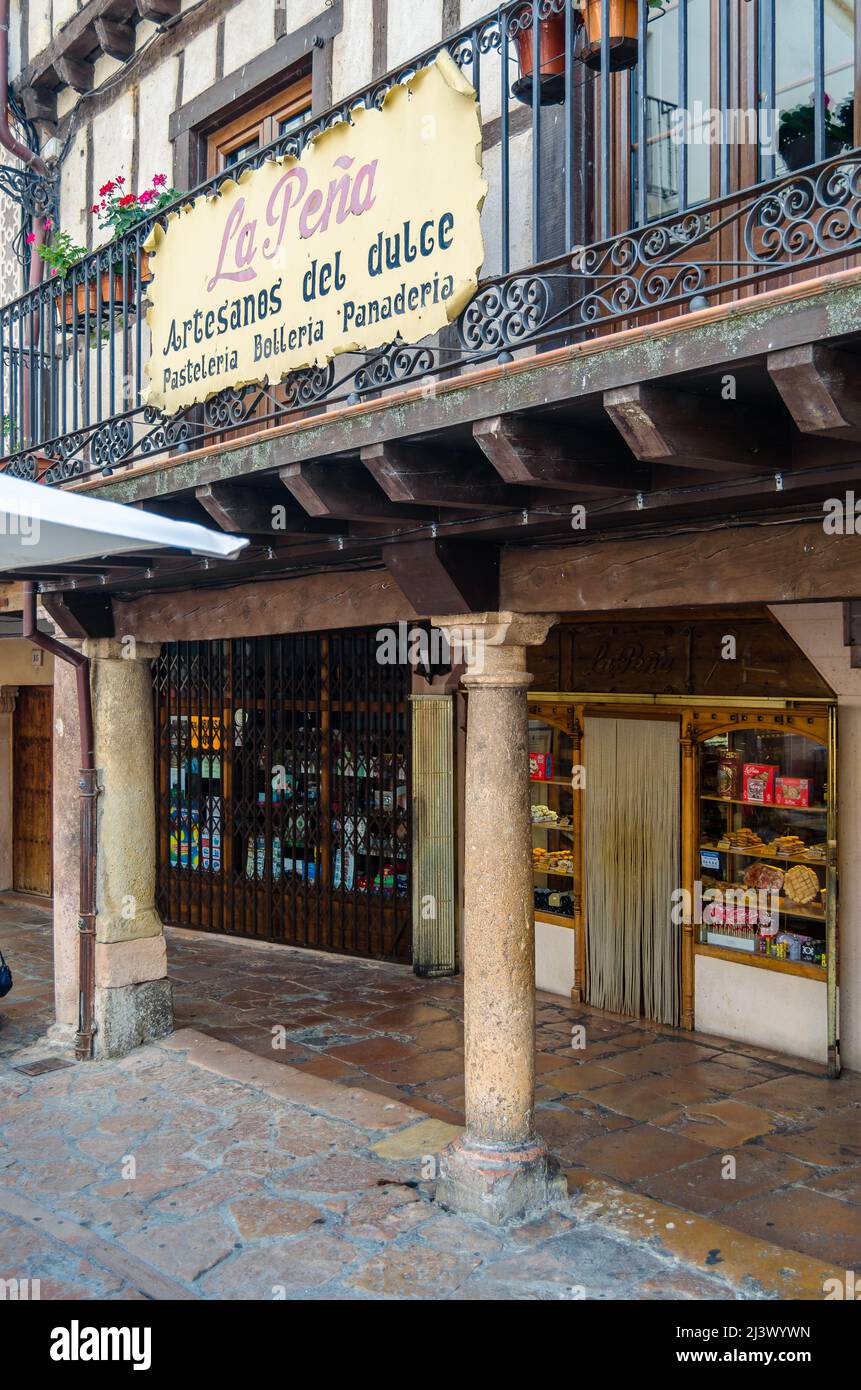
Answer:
[
  {"xmin": 436, "ymin": 1134, "xmax": 568, "ymax": 1227},
  {"xmin": 93, "ymin": 978, "xmax": 173, "ymax": 1059}
]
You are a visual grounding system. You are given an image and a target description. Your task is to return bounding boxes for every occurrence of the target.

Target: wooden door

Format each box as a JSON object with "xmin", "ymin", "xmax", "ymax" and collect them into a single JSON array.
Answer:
[{"xmin": 13, "ymin": 686, "xmax": 53, "ymax": 896}]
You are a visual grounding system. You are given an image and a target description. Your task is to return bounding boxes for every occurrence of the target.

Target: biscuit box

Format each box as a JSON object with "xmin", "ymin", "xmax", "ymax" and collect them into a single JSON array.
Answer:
[
  {"xmin": 742, "ymin": 763, "xmax": 778, "ymax": 804},
  {"xmin": 529, "ymin": 753, "xmax": 553, "ymax": 781},
  {"xmin": 775, "ymin": 777, "xmax": 811, "ymax": 808}
]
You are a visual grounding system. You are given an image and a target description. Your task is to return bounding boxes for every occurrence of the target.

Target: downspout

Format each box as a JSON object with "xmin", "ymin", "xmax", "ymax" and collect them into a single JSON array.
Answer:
[
  {"xmin": 0, "ymin": 0, "xmax": 48, "ymax": 448},
  {"xmin": 22, "ymin": 582, "xmax": 97, "ymax": 1060},
  {"xmin": 0, "ymin": 0, "xmax": 47, "ymax": 287}
]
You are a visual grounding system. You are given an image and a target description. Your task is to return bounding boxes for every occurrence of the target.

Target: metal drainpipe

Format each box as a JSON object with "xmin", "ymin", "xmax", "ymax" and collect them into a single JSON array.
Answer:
[{"xmin": 22, "ymin": 582, "xmax": 98, "ymax": 1060}]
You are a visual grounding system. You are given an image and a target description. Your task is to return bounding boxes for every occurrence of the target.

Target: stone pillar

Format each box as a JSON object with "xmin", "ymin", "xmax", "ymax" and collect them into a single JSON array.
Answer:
[
  {"xmin": 432, "ymin": 611, "xmax": 566, "ymax": 1224},
  {"xmin": 52, "ymin": 658, "xmax": 81, "ymax": 1037},
  {"xmin": 84, "ymin": 640, "xmax": 172, "ymax": 1058}
]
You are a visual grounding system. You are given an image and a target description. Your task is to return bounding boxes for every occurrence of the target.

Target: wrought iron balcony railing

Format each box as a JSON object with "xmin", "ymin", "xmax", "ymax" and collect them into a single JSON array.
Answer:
[{"xmin": 2, "ymin": 0, "xmax": 860, "ymax": 486}]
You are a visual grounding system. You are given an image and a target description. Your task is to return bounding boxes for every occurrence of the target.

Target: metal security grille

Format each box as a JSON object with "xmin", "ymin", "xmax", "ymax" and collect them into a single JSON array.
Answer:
[{"xmin": 153, "ymin": 632, "xmax": 412, "ymax": 961}]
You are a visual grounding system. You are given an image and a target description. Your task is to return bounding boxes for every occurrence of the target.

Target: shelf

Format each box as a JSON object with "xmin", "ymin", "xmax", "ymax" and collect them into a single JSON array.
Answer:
[
  {"xmin": 532, "ymin": 821, "xmax": 574, "ymax": 833},
  {"xmin": 700, "ymin": 795, "xmax": 826, "ymax": 814},
  {"xmin": 530, "ymin": 778, "xmax": 575, "ymax": 788},
  {"xmin": 700, "ymin": 842, "xmax": 827, "ymax": 868},
  {"xmin": 695, "ymin": 942, "xmax": 826, "ymax": 981},
  {"xmin": 535, "ymin": 910, "xmax": 577, "ymax": 930},
  {"xmin": 532, "ymin": 865, "xmax": 576, "ymax": 878}
]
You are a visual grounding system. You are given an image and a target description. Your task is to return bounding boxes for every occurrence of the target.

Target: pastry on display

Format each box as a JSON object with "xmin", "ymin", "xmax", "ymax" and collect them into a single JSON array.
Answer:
[
  {"xmin": 783, "ymin": 864, "xmax": 821, "ymax": 905},
  {"xmin": 743, "ymin": 862, "xmax": 784, "ymax": 892}
]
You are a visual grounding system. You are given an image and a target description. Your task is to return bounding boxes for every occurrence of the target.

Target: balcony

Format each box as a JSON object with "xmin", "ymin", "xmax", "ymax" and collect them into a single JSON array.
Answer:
[{"xmin": 2, "ymin": 0, "xmax": 860, "ymax": 488}]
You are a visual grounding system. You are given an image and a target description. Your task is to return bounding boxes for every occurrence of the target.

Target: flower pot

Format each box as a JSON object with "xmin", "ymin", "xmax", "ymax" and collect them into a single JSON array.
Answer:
[
  {"xmin": 59, "ymin": 252, "xmax": 150, "ymax": 331},
  {"xmin": 581, "ymin": 0, "xmax": 641, "ymax": 72},
  {"xmin": 779, "ymin": 131, "xmax": 846, "ymax": 173},
  {"xmin": 512, "ymin": 10, "xmax": 579, "ymax": 106}
]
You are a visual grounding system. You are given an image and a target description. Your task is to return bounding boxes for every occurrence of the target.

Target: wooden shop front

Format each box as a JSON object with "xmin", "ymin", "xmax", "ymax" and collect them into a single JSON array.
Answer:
[{"xmin": 526, "ymin": 614, "xmax": 839, "ymax": 1073}]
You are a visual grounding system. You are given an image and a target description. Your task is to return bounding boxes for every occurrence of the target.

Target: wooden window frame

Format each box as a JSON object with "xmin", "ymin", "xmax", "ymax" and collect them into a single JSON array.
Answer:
[{"xmin": 205, "ymin": 74, "xmax": 314, "ymax": 178}]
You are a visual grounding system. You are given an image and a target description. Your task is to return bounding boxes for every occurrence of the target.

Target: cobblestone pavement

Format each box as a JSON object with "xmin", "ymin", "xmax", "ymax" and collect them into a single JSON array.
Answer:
[{"xmin": 0, "ymin": 894, "xmax": 858, "ymax": 1298}]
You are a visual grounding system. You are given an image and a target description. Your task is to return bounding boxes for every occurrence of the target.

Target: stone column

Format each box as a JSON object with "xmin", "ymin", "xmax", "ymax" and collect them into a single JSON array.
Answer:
[
  {"xmin": 84, "ymin": 639, "xmax": 172, "ymax": 1058},
  {"xmin": 52, "ymin": 657, "xmax": 81, "ymax": 1038},
  {"xmin": 432, "ymin": 611, "xmax": 566, "ymax": 1224}
]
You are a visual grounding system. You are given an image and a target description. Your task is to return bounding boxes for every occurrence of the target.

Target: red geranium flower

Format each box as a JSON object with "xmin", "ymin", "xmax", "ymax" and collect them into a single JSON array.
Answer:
[
  {"xmin": 118, "ymin": 193, "xmax": 138, "ymax": 207},
  {"xmin": 98, "ymin": 181, "xmax": 115, "ymax": 197},
  {"xmin": 116, "ymin": 175, "xmax": 126, "ymax": 185},
  {"xmin": 152, "ymin": 173, "xmax": 167, "ymax": 186},
  {"xmin": 138, "ymin": 188, "xmax": 155, "ymax": 204}
]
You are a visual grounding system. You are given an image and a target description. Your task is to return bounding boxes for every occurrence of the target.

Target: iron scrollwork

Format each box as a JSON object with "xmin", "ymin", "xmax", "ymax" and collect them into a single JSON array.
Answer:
[
  {"xmin": 353, "ymin": 341, "xmax": 435, "ymax": 394},
  {"xmin": 41, "ymin": 433, "xmax": 88, "ymax": 485},
  {"xmin": 1, "ymin": 451, "xmax": 39, "ymax": 480},
  {"xmin": 90, "ymin": 418, "xmax": 134, "ymax": 475},
  {"xmin": 458, "ymin": 274, "xmax": 552, "ymax": 353},
  {"xmin": 140, "ymin": 406, "xmax": 194, "ymax": 454},
  {"xmin": 745, "ymin": 159, "xmax": 861, "ymax": 265}
]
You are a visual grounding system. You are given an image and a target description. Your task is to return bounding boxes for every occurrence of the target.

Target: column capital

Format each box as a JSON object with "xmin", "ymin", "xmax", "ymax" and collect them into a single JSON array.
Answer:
[
  {"xmin": 82, "ymin": 638, "xmax": 162, "ymax": 662},
  {"xmin": 430, "ymin": 611, "xmax": 558, "ymax": 685},
  {"xmin": 0, "ymin": 685, "xmax": 19, "ymax": 713}
]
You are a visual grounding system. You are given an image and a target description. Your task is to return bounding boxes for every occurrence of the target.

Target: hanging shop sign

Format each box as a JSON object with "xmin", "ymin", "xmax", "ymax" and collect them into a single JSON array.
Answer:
[{"xmin": 144, "ymin": 52, "xmax": 487, "ymax": 414}]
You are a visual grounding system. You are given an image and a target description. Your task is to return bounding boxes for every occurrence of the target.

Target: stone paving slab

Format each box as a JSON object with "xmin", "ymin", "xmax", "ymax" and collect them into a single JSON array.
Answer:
[{"xmin": 1, "ymin": 895, "xmax": 859, "ymax": 1293}]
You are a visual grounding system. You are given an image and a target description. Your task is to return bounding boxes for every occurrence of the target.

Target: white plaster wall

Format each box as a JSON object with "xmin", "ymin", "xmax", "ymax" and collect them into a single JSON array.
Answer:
[
  {"xmin": 480, "ymin": 128, "xmax": 534, "ymax": 279},
  {"xmin": 0, "ymin": 641, "xmax": 54, "ymax": 687},
  {"xmin": 332, "ymin": 0, "xmax": 374, "ymax": 101},
  {"xmin": 59, "ymin": 128, "xmax": 89, "ymax": 248},
  {"xmin": 535, "ymin": 919, "xmax": 575, "ymax": 997},
  {"xmin": 223, "ymin": 0, "xmax": 278, "ymax": 75},
  {"xmin": 182, "ymin": 25, "xmax": 219, "ymax": 105},
  {"xmin": 387, "ymin": 0, "xmax": 443, "ymax": 68},
  {"xmin": 91, "ymin": 96, "xmax": 136, "ymax": 240},
  {"xmin": 28, "ymin": 2, "xmax": 51, "ymax": 58},
  {"xmin": 138, "ymin": 60, "xmax": 181, "ymax": 187},
  {"xmin": 52, "ymin": 0, "xmax": 77, "ymax": 31},
  {"xmin": 695, "ymin": 954, "xmax": 827, "ymax": 1064},
  {"xmin": 770, "ymin": 601, "xmax": 861, "ymax": 1072}
]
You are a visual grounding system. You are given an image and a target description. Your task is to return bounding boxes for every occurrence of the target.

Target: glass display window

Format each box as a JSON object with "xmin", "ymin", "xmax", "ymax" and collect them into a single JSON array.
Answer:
[
  {"xmin": 529, "ymin": 714, "xmax": 579, "ymax": 928},
  {"xmin": 695, "ymin": 716, "xmax": 832, "ymax": 977}
]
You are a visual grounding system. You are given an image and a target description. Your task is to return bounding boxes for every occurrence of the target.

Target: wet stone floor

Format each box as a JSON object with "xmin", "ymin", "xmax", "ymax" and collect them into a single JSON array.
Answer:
[{"xmin": 0, "ymin": 894, "xmax": 859, "ymax": 1299}]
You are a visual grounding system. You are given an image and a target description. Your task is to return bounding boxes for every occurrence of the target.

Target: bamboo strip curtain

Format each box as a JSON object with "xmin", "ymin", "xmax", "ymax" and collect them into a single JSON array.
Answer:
[{"xmin": 585, "ymin": 717, "xmax": 681, "ymax": 1025}]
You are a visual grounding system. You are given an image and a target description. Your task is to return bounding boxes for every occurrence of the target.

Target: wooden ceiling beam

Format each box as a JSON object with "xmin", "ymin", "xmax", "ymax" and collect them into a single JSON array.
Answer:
[
  {"xmin": 279, "ymin": 461, "xmax": 437, "ymax": 523},
  {"xmin": 473, "ymin": 414, "xmax": 649, "ymax": 494},
  {"xmin": 135, "ymin": 0, "xmax": 180, "ymax": 19},
  {"xmin": 382, "ymin": 538, "xmax": 500, "ymax": 613},
  {"xmin": 360, "ymin": 440, "xmax": 516, "ymax": 511},
  {"xmin": 93, "ymin": 16, "xmax": 135, "ymax": 60},
  {"xmin": 768, "ymin": 344, "xmax": 861, "ymax": 443},
  {"xmin": 53, "ymin": 55, "xmax": 95, "ymax": 94},
  {"xmin": 604, "ymin": 384, "xmax": 777, "ymax": 473},
  {"xmin": 41, "ymin": 590, "xmax": 115, "ymax": 640}
]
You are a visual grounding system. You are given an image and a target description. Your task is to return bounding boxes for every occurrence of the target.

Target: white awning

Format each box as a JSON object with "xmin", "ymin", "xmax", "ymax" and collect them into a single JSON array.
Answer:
[{"xmin": 0, "ymin": 473, "xmax": 250, "ymax": 570}]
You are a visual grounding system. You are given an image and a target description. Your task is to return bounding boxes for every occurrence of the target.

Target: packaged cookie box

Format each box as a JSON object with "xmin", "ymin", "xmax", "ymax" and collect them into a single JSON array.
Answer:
[
  {"xmin": 742, "ymin": 763, "xmax": 778, "ymax": 804},
  {"xmin": 529, "ymin": 753, "xmax": 553, "ymax": 781},
  {"xmin": 775, "ymin": 777, "xmax": 811, "ymax": 808}
]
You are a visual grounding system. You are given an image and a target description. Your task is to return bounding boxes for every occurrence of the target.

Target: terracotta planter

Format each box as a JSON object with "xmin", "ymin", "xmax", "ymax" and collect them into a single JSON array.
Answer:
[
  {"xmin": 60, "ymin": 251, "xmax": 151, "ymax": 330},
  {"xmin": 581, "ymin": 0, "xmax": 641, "ymax": 72},
  {"xmin": 512, "ymin": 10, "xmax": 580, "ymax": 106}
]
